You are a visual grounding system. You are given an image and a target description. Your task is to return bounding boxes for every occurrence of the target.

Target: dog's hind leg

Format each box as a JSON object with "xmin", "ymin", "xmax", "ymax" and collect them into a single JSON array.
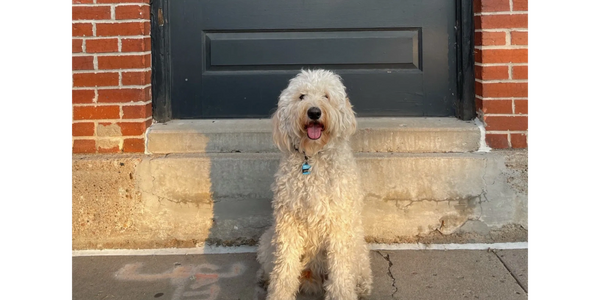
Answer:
[{"xmin": 257, "ymin": 225, "xmax": 275, "ymax": 286}]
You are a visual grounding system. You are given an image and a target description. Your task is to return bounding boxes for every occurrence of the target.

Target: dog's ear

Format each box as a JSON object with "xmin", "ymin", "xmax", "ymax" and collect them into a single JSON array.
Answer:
[
  {"xmin": 272, "ymin": 107, "xmax": 292, "ymax": 152},
  {"xmin": 326, "ymin": 72, "xmax": 356, "ymax": 137},
  {"xmin": 341, "ymin": 97, "xmax": 357, "ymax": 136}
]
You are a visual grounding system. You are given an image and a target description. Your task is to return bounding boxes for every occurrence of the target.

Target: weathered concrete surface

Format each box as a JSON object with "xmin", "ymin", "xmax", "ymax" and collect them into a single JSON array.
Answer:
[
  {"xmin": 386, "ymin": 250, "xmax": 527, "ymax": 300},
  {"xmin": 146, "ymin": 119, "xmax": 274, "ymax": 154},
  {"xmin": 72, "ymin": 155, "xmax": 147, "ymax": 249},
  {"xmin": 357, "ymin": 151, "xmax": 527, "ymax": 241},
  {"xmin": 72, "ymin": 150, "xmax": 527, "ymax": 250},
  {"xmin": 369, "ymin": 252, "xmax": 397, "ymax": 299},
  {"xmin": 72, "ymin": 249, "xmax": 527, "ymax": 300},
  {"xmin": 136, "ymin": 154, "xmax": 277, "ymax": 246},
  {"xmin": 69, "ymin": 153, "xmax": 73, "ymax": 250},
  {"xmin": 494, "ymin": 249, "xmax": 528, "ymax": 292},
  {"xmin": 353, "ymin": 117, "xmax": 480, "ymax": 153},
  {"xmin": 73, "ymin": 253, "xmax": 260, "ymax": 300},
  {"xmin": 359, "ymin": 153, "xmax": 485, "ymax": 240},
  {"xmin": 147, "ymin": 118, "xmax": 480, "ymax": 154}
]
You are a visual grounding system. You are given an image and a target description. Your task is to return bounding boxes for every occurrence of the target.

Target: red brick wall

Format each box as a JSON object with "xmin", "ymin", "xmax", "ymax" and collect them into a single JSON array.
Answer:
[
  {"xmin": 474, "ymin": 0, "xmax": 528, "ymax": 148},
  {"xmin": 72, "ymin": 0, "xmax": 152, "ymax": 153}
]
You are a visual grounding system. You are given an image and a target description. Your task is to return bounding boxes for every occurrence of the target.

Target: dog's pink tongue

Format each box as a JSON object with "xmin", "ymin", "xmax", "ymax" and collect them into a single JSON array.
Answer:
[{"xmin": 307, "ymin": 124, "xmax": 322, "ymax": 140}]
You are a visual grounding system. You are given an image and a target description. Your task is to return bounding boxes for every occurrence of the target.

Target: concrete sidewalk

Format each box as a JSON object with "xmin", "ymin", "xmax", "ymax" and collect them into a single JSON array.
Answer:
[{"xmin": 73, "ymin": 247, "xmax": 527, "ymax": 300}]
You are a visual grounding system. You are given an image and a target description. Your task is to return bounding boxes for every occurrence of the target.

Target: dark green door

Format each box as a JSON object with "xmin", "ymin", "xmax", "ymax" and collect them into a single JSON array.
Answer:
[{"xmin": 169, "ymin": 0, "xmax": 457, "ymax": 118}]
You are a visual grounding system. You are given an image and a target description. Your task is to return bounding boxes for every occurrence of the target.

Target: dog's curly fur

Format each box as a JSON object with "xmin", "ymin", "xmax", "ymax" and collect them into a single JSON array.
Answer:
[{"xmin": 257, "ymin": 69, "xmax": 373, "ymax": 300}]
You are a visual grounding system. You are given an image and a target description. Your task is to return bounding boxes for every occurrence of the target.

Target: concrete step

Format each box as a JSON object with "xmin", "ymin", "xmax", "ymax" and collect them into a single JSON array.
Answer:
[
  {"xmin": 72, "ymin": 151, "xmax": 527, "ymax": 249},
  {"xmin": 138, "ymin": 153, "xmax": 488, "ymax": 203},
  {"xmin": 146, "ymin": 117, "xmax": 481, "ymax": 154}
]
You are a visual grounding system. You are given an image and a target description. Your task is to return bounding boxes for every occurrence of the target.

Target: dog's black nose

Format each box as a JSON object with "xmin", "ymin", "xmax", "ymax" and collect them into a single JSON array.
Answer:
[{"xmin": 307, "ymin": 107, "xmax": 321, "ymax": 120}]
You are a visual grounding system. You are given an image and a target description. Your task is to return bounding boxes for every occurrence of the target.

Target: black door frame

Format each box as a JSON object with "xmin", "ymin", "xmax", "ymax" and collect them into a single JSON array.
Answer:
[{"xmin": 150, "ymin": 0, "xmax": 475, "ymax": 123}]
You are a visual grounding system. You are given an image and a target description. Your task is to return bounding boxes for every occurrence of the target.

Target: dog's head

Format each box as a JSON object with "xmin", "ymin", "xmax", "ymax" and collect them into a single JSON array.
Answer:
[{"xmin": 272, "ymin": 69, "xmax": 357, "ymax": 156}]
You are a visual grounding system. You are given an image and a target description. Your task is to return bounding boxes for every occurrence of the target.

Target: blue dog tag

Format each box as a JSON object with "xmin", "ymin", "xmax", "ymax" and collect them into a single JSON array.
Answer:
[{"xmin": 302, "ymin": 162, "xmax": 311, "ymax": 175}]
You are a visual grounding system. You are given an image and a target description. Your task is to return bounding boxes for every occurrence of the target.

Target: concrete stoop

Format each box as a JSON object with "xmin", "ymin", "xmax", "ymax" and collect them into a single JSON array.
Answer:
[{"xmin": 72, "ymin": 118, "xmax": 528, "ymax": 250}]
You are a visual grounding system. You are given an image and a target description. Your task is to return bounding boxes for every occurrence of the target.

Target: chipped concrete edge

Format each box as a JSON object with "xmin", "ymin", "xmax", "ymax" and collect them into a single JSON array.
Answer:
[
  {"xmin": 144, "ymin": 122, "xmax": 152, "ymax": 155},
  {"xmin": 474, "ymin": 118, "xmax": 492, "ymax": 153}
]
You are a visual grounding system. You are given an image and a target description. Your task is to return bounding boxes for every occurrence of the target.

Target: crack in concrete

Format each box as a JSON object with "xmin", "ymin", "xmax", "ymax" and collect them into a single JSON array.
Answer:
[
  {"xmin": 480, "ymin": 157, "xmax": 490, "ymax": 203},
  {"xmin": 245, "ymin": 224, "xmax": 270, "ymax": 230},
  {"xmin": 141, "ymin": 191, "xmax": 213, "ymax": 205},
  {"xmin": 491, "ymin": 250, "xmax": 528, "ymax": 294},
  {"xmin": 472, "ymin": 193, "xmax": 484, "ymax": 221},
  {"xmin": 477, "ymin": 158, "xmax": 491, "ymax": 223},
  {"xmin": 395, "ymin": 200, "xmax": 413, "ymax": 210},
  {"xmin": 376, "ymin": 251, "xmax": 398, "ymax": 298}
]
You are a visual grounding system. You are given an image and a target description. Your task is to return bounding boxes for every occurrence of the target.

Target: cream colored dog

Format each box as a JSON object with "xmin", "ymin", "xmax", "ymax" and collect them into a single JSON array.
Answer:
[{"xmin": 257, "ymin": 69, "xmax": 372, "ymax": 300}]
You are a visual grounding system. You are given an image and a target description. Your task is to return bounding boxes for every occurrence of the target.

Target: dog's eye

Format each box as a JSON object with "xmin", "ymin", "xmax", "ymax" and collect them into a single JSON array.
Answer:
[
  {"xmin": 299, "ymin": 94, "xmax": 305, "ymax": 100},
  {"xmin": 324, "ymin": 95, "xmax": 329, "ymax": 99}
]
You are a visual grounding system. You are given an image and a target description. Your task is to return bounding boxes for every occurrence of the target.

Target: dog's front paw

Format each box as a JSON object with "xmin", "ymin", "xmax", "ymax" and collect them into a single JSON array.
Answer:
[
  {"xmin": 325, "ymin": 284, "xmax": 358, "ymax": 300},
  {"xmin": 266, "ymin": 293, "xmax": 296, "ymax": 300},
  {"xmin": 356, "ymin": 280, "xmax": 372, "ymax": 298},
  {"xmin": 266, "ymin": 282, "xmax": 299, "ymax": 300}
]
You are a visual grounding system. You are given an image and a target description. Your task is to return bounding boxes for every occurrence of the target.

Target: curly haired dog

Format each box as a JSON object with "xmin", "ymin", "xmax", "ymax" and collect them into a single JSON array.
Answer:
[{"xmin": 257, "ymin": 69, "xmax": 372, "ymax": 300}]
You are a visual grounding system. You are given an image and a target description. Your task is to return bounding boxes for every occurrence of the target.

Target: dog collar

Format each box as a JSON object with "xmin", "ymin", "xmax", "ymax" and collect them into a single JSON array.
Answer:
[{"xmin": 293, "ymin": 146, "xmax": 314, "ymax": 175}]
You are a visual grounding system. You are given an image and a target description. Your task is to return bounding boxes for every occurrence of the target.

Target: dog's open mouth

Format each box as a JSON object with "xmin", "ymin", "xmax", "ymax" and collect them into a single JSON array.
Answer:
[{"xmin": 306, "ymin": 122, "xmax": 324, "ymax": 140}]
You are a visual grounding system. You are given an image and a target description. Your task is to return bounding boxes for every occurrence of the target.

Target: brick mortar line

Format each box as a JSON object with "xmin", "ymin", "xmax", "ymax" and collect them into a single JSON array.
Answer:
[
  {"xmin": 512, "ymin": 98, "xmax": 515, "ymax": 113},
  {"xmin": 72, "ymin": 68, "xmax": 152, "ymax": 73},
  {"xmin": 474, "ymin": 11, "xmax": 528, "ymax": 16},
  {"xmin": 476, "ymin": 62, "xmax": 528, "ymax": 66},
  {"xmin": 72, "ymin": 84, "xmax": 152, "ymax": 90},
  {"xmin": 483, "ymin": 113, "xmax": 528, "ymax": 116},
  {"xmin": 73, "ymin": 119, "xmax": 149, "ymax": 128},
  {"xmin": 72, "ymin": 20, "xmax": 150, "ymax": 24},
  {"xmin": 476, "ymin": 27, "xmax": 528, "ymax": 31},
  {"xmin": 475, "ymin": 45, "xmax": 528, "ymax": 50},
  {"xmin": 476, "ymin": 95, "xmax": 528, "ymax": 100},
  {"xmin": 110, "ymin": 4, "xmax": 115, "ymax": 20},
  {"xmin": 72, "ymin": 3, "xmax": 150, "ymax": 7},
  {"xmin": 73, "ymin": 103, "xmax": 152, "ymax": 109},
  {"xmin": 487, "ymin": 130, "xmax": 528, "ymax": 134},
  {"xmin": 475, "ymin": 79, "xmax": 528, "ymax": 83},
  {"xmin": 73, "ymin": 51, "xmax": 151, "ymax": 56},
  {"xmin": 77, "ymin": 117, "xmax": 152, "ymax": 127},
  {"xmin": 509, "ymin": 0, "xmax": 514, "ymax": 12},
  {"xmin": 477, "ymin": 99, "xmax": 528, "ymax": 103},
  {"xmin": 475, "ymin": 29, "xmax": 528, "ymax": 32},
  {"xmin": 72, "ymin": 135, "xmax": 147, "ymax": 140},
  {"xmin": 94, "ymin": 120, "xmax": 98, "ymax": 137},
  {"xmin": 74, "ymin": 35, "xmax": 150, "ymax": 40},
  {"xmin": 73, "ymin": 118, "xmax": 152, "ymax": 124},
  {"xmin": 73, "ymin": 86, "xmax": 152, "ymax": 90},
  {"xmin": 72, "ymin": 100, "xmax": 152, "ymax": 106}
]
